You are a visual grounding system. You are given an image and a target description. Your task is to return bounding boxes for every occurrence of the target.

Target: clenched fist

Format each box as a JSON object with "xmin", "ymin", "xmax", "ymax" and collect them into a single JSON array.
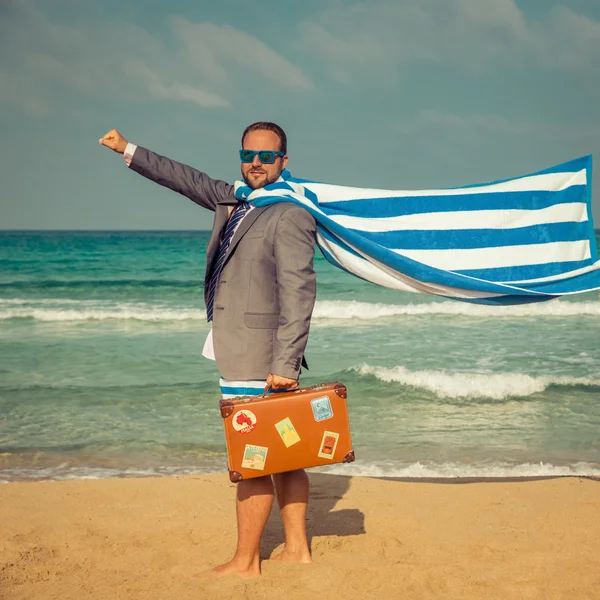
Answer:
[
  {"xmin": 265, "ymin": 373, "xmax": 299, "ymax": 393},
  {"xmin": 98, "ymin": 129, "xmax": 128, "ymax": 154}
]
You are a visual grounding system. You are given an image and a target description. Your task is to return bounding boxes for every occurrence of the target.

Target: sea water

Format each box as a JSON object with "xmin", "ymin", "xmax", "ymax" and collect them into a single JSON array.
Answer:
[{"xmin": 1, "ymin": 231, "xmax": 599, "ymax": 482}]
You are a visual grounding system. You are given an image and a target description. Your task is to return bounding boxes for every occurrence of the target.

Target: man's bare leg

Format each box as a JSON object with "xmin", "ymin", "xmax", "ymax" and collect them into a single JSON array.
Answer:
[
  {"xmin": 192, "ymin": 475, "xmax": 274, "ymax": 578},
  {"xmin": 271, "ymin": 469, "xmax": 312, "ymax": 563}
]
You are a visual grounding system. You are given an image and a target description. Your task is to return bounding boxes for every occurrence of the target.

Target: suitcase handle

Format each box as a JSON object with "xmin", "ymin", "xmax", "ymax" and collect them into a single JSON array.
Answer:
[{"xmin": 264, "ymin": 384, "xmax": 295, "ymax": 394}]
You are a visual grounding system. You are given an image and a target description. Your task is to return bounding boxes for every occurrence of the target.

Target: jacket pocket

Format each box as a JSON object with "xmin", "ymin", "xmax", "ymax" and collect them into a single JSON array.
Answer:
[
  {"xmin": 244, "ymin": 230, "xmax": 264, "ymax": 240},
  {"xmin": 245, "ymin": 312, "xmax": 279, "ymax": 329}
]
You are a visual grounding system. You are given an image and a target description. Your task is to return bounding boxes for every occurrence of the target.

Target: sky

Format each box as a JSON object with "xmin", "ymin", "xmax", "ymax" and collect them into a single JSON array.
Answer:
[{"xmin": 1, "ymin": 0, "xmax": 600, "ymax": 230}]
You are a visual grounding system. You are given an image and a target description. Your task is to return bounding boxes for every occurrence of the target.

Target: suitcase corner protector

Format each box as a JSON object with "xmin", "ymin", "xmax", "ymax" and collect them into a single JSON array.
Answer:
[
  {"xmin": 342, "ymin": 450, "xmax": 355, "ymax": 463},
  {"xmin": 229, "ymin": 470, "xmax": 243, "ymax": 482},
  {"xmin": 333, "ymin": 383, "xmax": 347, "ymax": 399},
  {"xmin": 220, "ymin": 400, "xmax": 234, "ymax": 418}
]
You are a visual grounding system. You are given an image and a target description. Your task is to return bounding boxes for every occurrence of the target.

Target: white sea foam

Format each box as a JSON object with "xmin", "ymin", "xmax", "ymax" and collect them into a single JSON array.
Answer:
[
  {"xmin": 1, "ymin": 298, "xmax": 600, "ymax": 322},
  {"xmin": 0, "ymin": 298, "xmax": 84, "ymax": 305},
  {"xmin": 350, "ymin": 363, "xmax": 600, "ymax": 399},
  {"xmin": 313, "ymin": 299, "xmax": 600, "ymax": 320},
  {"xmin": 316, "ymin": 460, "xmax": 600, "ymax": 479},
  {"xmin": 0, "ymin": 464, "xmax": 219, "ymax": 483},
  {"xmin": 2, "ymin": 460, "xmax": 599, "ymax": 483},
  {"xmin": 0, "ymin": 303, "xmax": 207, "ymax": 321}
]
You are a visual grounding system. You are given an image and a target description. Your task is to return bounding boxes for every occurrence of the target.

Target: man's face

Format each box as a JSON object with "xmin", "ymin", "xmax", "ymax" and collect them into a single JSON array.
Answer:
[{"xmin": 241, "ymin": 129, "xmax": 288, "ymax": 189}]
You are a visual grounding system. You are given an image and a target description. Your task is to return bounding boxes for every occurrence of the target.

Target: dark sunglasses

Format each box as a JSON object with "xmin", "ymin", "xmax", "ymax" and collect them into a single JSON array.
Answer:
[{"xmin": 239, "ymin": 149, "xmax": 285, "ymax": 164}]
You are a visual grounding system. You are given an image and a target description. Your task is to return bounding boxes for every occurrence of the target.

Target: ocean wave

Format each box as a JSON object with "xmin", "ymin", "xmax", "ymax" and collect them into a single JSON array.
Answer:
[
  {"xmin": 0, "ymin": 464, "xmax": 222, "ymax": 483},
  {"xmin": 350, "ymin": 363, "xmax": 600, "ymax": 400},
  {"xmin": 0, "ymin": 279, "xmax": 202, "ymax": 289},
  {"xmin": 313, "ymin": 299, "xmax": 600, "ymax": 319},
  {"xmin": 2, "ymin": 460, "xmax": 599, "ymax": 483},
  {"xmin": 316, "ymin": 460, "xmax": 600, "ymax": 479},
  {"xmin": 0, "ymin": 306, "xmax": 207, "ymax": 322},
  {"xmin": 2, "ymin": 298, "xmax": 600, "ymax": 323},
  {"xmin": 0, "ymin": 298, "xmax": 88, "ymax": 305}
]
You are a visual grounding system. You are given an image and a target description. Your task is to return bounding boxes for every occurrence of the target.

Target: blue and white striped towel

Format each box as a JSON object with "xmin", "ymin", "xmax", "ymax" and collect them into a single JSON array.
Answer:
[
  {"xmin": 235, "ymin": 156, "xmax": 598, "ymax": 305},
  {"xmin": 219, "ymin": 378, "xmax": 300, "ymax": 399},
  {"xmin": 219, "ymin": 378, "xmax": 266, "ymax": 399}
]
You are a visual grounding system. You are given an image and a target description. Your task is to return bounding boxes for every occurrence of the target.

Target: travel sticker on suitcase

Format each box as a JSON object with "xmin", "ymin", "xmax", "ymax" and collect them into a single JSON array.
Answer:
[
  {"xmin": 311, "ymin": 396, "xmax": 333, "ymax": 422},
  {"xmin": 274, "ymin": 417, "xmax": 301, "ymax": 448},
  {"xmin": 232, "ymin": 410, "xmax": 257, "ymax": 434},
  {"xmin": 317, "ymin": 431, "xmax": 339, "ymax": 459},
  {"xmin": 241, "ymin": 444, "xmax": 268, "ymax": 470}
]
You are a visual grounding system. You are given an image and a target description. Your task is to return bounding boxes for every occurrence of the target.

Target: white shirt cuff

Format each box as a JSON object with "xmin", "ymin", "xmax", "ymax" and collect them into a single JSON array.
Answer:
[{"xmin": 123, "ymin": 143, "xmax": 138, "ymax": 167}]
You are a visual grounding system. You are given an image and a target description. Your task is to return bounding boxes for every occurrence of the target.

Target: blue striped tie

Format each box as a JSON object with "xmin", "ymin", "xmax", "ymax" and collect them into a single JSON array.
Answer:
[{"xmin": 206, "ymin": 201, "xmax": 251, "ymax": 322}]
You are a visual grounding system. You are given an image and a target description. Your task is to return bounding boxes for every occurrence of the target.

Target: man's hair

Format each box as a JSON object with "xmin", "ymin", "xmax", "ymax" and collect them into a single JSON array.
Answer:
[{"xmin": 241, "ymin": 122, "xmax": 287, "ymax": 155}]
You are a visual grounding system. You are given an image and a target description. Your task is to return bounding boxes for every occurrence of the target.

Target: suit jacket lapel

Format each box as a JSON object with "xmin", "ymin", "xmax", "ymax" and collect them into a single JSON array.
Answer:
[
  {"xmin": 204, "ymin": 205, "xmax": 230, "ymax": 283},
  {"xmin": 209, "ymin": 191, "xmax": 246, "ymax": 273},
  {"xmin": 224, "ymin": 205, "xmax": 269, "ymax": 265}
]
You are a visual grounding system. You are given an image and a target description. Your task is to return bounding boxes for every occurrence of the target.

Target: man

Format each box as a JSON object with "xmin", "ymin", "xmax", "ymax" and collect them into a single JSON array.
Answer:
[{"xmin": 99, "ymin": 122, "xmax": 317, "ymax": 578}]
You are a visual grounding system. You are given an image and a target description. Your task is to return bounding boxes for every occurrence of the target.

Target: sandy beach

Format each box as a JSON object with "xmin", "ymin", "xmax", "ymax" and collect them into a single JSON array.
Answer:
[{"xmin": 1, "ymin": 473, "xmax": 599, "ymax": 600}]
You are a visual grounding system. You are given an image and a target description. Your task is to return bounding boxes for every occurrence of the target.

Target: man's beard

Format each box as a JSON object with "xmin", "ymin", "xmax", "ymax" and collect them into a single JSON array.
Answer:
[{"xmin": 242, "ymin": 168, "xmax": 278, "ymax": 189}]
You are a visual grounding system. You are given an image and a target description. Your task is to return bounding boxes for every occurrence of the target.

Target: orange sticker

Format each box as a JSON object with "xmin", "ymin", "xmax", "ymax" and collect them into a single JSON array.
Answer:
[{"xmin": 317, "ymin": 431, "xmax": 339, "ymax": 459}]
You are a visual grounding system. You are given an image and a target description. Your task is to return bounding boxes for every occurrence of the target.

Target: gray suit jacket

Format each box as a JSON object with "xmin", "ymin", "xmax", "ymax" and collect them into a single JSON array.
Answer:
[{"xmin": 129, "ymin": 147, "xmax": 317, "ymax": 381}]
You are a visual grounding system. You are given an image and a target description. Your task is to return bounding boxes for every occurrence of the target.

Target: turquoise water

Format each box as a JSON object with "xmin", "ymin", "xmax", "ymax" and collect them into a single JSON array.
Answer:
[{"xmin": 1, "ymin": 231, "xmax": 600, "ymax": 481}]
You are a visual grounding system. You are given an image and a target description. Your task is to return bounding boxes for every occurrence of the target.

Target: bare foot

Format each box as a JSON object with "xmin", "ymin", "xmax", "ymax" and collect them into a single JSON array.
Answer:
[
  {"xmin": 270, "ymin": 546, "xmax": 312, "ymax": 564},
  {"xmin": 190, "ymin": 559, "xmax": 261, "ymax": 580}
]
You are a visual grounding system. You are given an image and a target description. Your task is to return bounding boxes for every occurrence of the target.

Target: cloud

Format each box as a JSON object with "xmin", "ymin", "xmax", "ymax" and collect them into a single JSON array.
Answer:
[
  {"xmin": 0, "ymin": 1, "xmax": 312, "ymax": 117},
  {"xmin": 170, "ymin": 17, "xmax": 313, "ymax": 91},
  {"xmin": 528, "ymin": 6, "xmax": 600, "ymax": 70},
  {"xmin": 123, "ymin": 60, "xmax": 232, "ymax": 109},
  {"xmin": 297, "ymin": 0, "xmax": 600, "ymax": 83},
  {"xmin": 296, "ymin": 0, "xmax": 525, "ymax": 81}
]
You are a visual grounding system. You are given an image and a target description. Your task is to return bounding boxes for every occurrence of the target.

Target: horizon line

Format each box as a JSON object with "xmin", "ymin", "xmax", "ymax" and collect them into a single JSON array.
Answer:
[
  {"xmin": 0, "ymin": 229, "xmax": 213, "ymax": 233},
  {"xmin": 2, "ymin": 228, "xmax": 600, "ymax": 234}
]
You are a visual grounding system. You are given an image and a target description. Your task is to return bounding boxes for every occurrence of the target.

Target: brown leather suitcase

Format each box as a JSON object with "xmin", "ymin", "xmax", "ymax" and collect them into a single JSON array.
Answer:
[{"xmin": 220, "ymin": 382, "xmax": 355, "ymax": 482}]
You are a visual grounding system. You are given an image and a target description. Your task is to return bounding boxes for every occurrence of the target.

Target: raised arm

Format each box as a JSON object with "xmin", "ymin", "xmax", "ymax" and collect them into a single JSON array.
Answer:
[{"xmin": 98, "ymin": 129, "xmax": 233, "ymax": 212}]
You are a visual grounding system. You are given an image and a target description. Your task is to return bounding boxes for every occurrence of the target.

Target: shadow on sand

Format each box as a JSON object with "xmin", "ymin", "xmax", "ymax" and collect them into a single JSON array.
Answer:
[
  {"xmin": 261, "ymin": 472, "xmax": 365, "ymax": 559},
  {"xmin": 260, "ymin": 472, "xmax": 598, "ymax": 558}
]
